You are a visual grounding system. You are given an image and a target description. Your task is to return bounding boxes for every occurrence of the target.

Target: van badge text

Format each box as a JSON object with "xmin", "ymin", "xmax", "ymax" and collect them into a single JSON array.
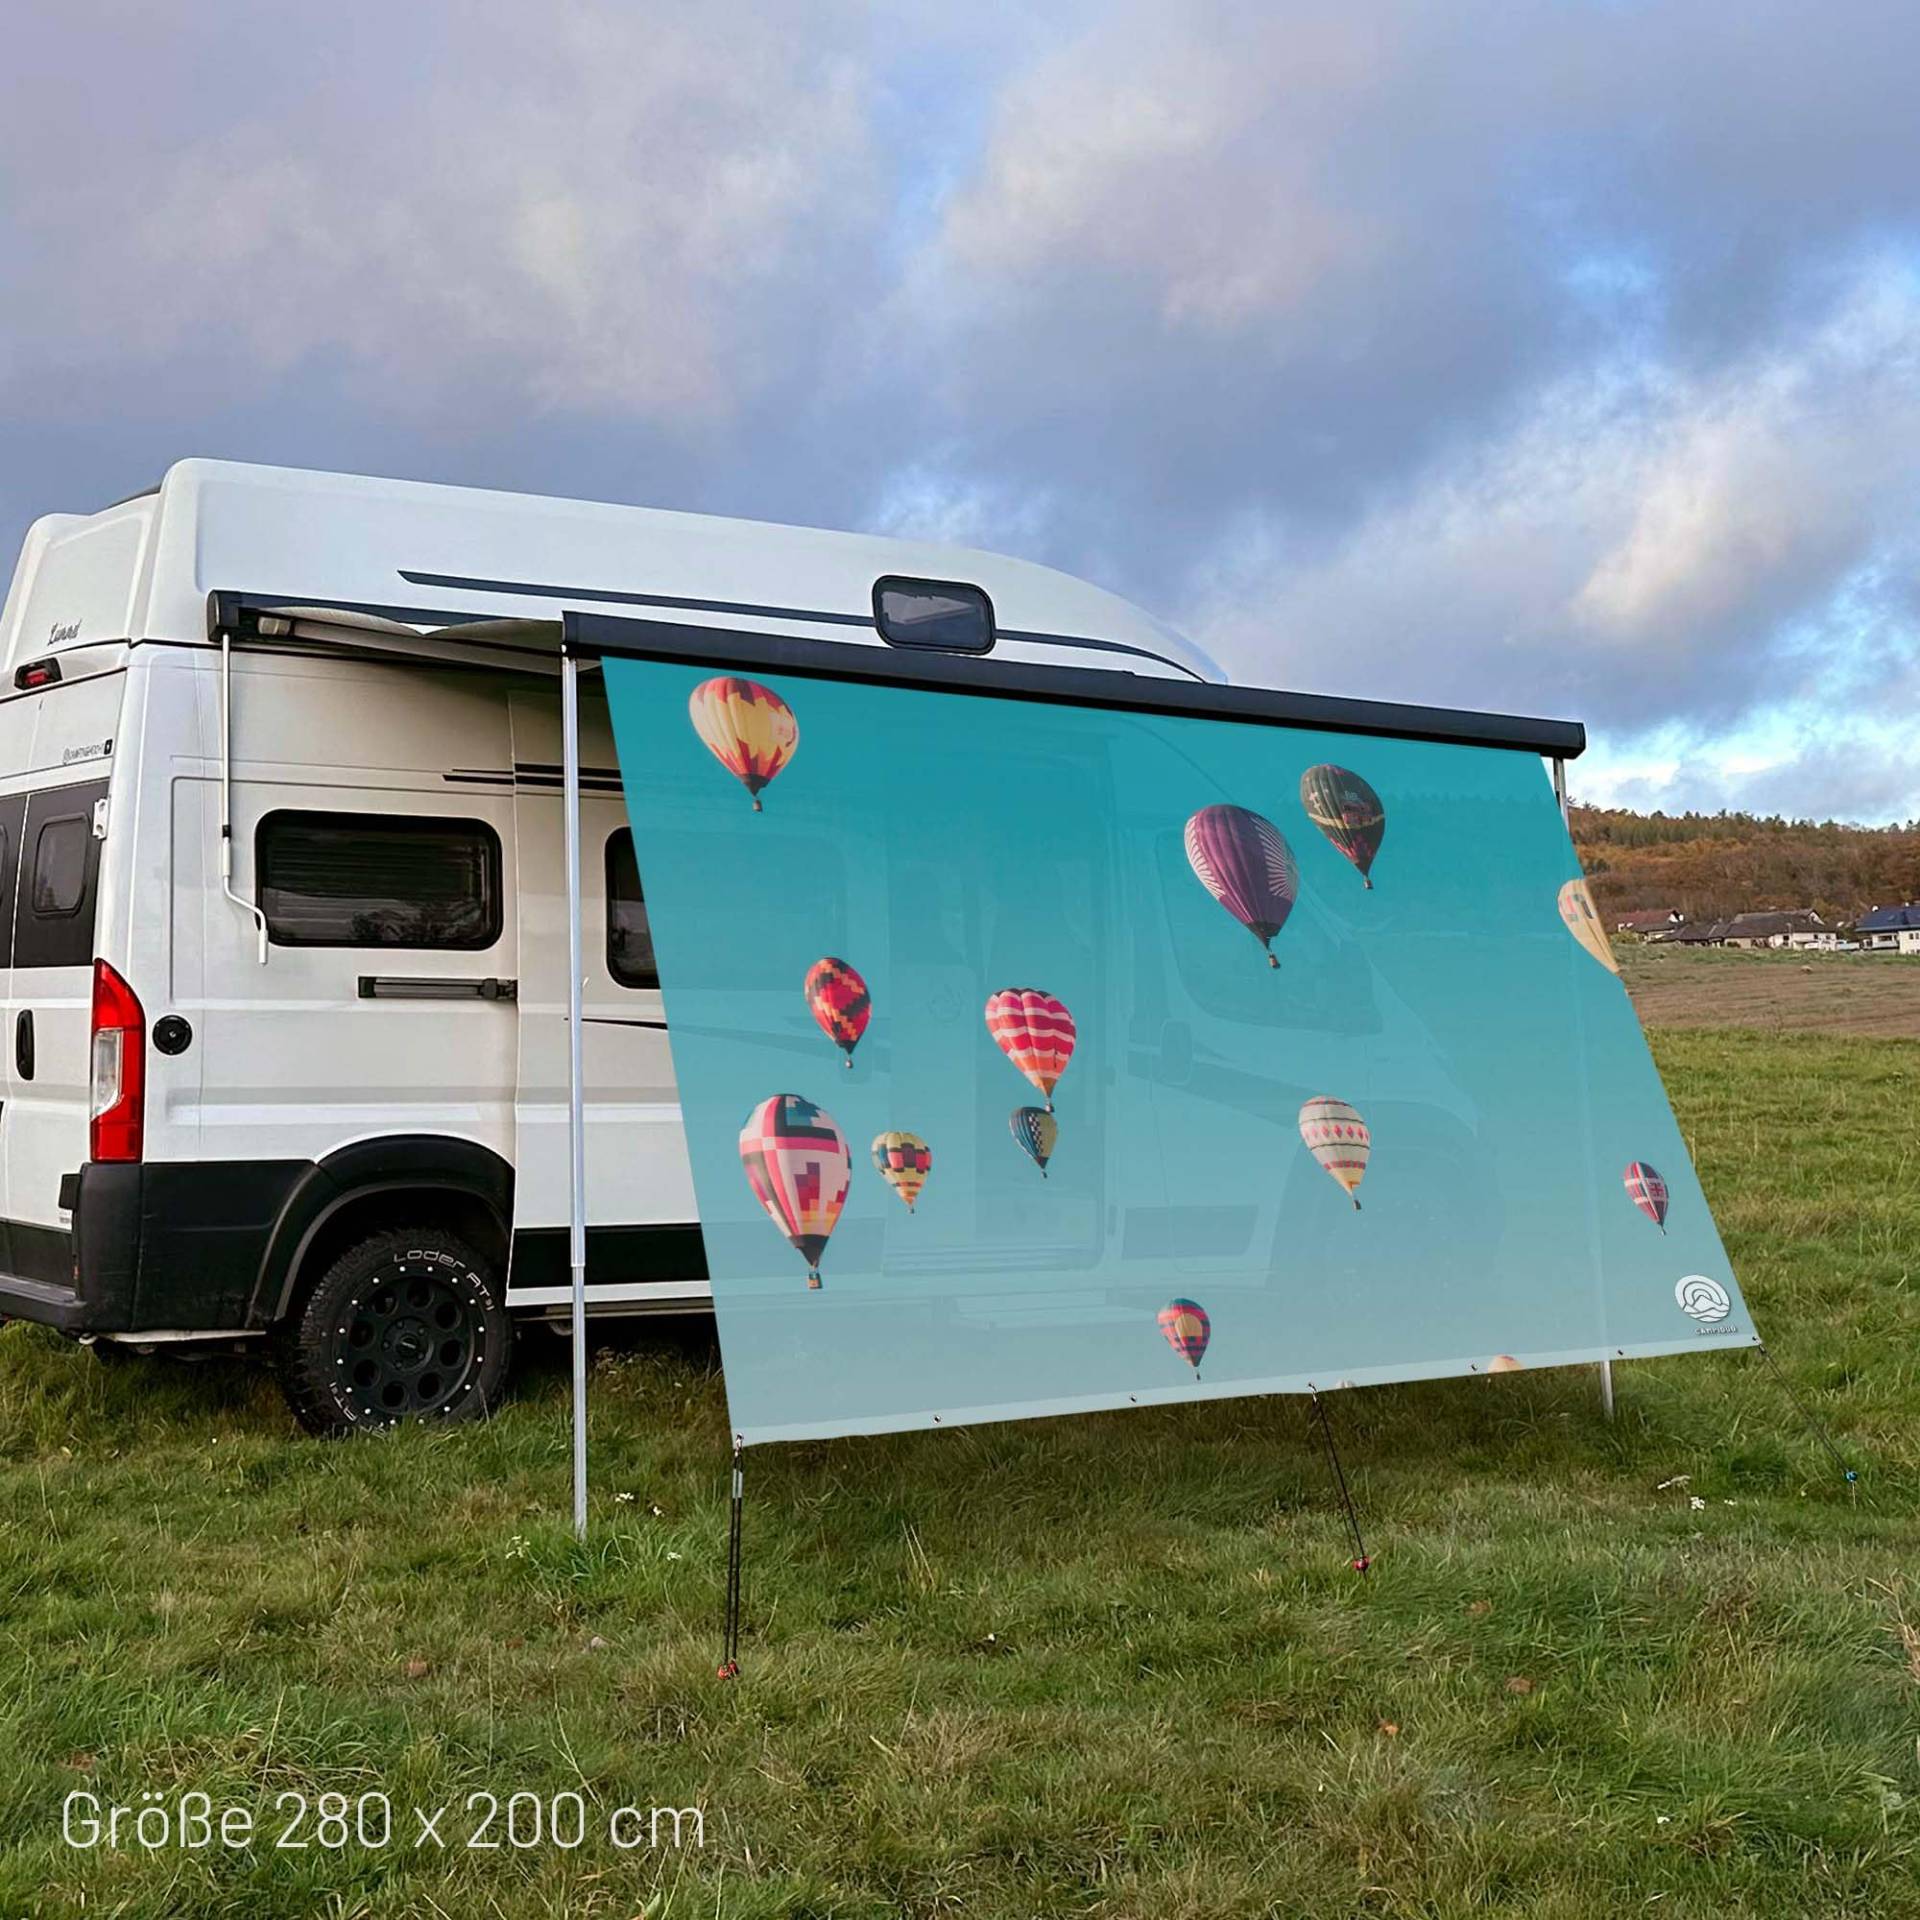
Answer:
[{"xmin": 49, "ymin": 619, "xmax": 80, "ymax": 644}]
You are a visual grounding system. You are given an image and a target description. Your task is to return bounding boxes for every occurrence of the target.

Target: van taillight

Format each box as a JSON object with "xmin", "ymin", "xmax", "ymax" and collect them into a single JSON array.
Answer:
[{"xmin": 89, "ymin": 960, "xmax": 145, "ymax": 1163}]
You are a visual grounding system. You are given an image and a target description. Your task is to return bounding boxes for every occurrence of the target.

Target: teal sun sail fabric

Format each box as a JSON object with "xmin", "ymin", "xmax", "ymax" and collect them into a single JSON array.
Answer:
[{"xmin": 604, "ymin": 655, "xmax": 1753, "ymax": 1446}]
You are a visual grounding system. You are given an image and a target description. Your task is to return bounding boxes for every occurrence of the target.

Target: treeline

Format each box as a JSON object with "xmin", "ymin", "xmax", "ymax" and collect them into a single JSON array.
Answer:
[{"xmin": 1569, "ymin": 805, "xmax": 1920, "ymax": 922}]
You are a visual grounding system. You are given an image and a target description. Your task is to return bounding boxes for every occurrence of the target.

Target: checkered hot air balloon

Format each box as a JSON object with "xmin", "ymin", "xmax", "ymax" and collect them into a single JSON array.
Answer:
[
  {"xmin": 871, "ymin": 1130, "xmax": 931, "ymax": 1212},
  {"xmin": 984, "ymin": 989, "xmax": 1076, "ymax": 1111},
  {"xmin": 1009, "ymin": 1105, "xmax": 1058, "ymax": 1178},
  {"xmin": 688, "ymin": 675, "xmax": 798, "ymax": 810},
  {"xmin": 1557, "ymin": 877, "xmax": 1620, "ymax": 975},
  {"xmin": 1158, "ymin": 1298, "xmax": 1211, "ymax": 1378},
  {"xmin": 738, "ymin": 1094, "xmax": 850, "ymax": 1289},
  {"xmin": 1299, "ymin": 1095, "xmax": 1370, "ymax": 1210},
  {"xmin": 1623, "ymin": 1160, "xmax": 1669, "ymax": 1234},
  {"xmin": 1299, "ymin": 763, "xmax": 1386, "ymax": 890},
  {"xmin": 805, "ymin": 956, "xmax": 871, "ymax": 1067},
  {"xmin": 1184, "ymin": 804, "xmax": 1299, "ymax": 967}
]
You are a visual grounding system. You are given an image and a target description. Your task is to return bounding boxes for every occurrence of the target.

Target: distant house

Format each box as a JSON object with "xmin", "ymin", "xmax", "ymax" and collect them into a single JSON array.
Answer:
[
  {"xmin": 1854, "ymin": 903, "xmax": 1920, "ymax": 955},
  {"xmin": 1665, "ymin": 918, "xmax": 1730, "ymax": 946},
  {"xmin": 1613, "ymin": 909, "xmax": 1687, "ymax": 938},
  {"xmin": 1718, "ymin": 909, "xmax": 1838, "ymax": 952}
]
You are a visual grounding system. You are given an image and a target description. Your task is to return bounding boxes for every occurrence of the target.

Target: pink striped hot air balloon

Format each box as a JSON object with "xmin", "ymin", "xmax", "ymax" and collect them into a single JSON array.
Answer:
[
  {"xmin": 1623, "ymin": 1160, "xmax": 1668, "ymax": 1234},
  {"xmin": 984, "ymin": 989, "xmax": 1076, "ymax": 1110},
  {"xmin": 1299, "ymin": 1096, "xmax": 1370, "ymax": 1210},
  {"xmin": 1184, "ymin": 804, "xmax": 1299, "ymax": 968}
]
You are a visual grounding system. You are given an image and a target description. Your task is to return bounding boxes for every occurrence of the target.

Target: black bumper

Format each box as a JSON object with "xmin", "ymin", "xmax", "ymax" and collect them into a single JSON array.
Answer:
[{"xmin": 0, "ymin": 1161, "xmax": 308, "ymax": 1335}]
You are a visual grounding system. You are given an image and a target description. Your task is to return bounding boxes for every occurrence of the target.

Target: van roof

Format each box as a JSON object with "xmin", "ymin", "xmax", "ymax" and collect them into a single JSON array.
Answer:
[{"xmin": 0, "ymin": 458, "xmax": 1223, "ymax": 682}]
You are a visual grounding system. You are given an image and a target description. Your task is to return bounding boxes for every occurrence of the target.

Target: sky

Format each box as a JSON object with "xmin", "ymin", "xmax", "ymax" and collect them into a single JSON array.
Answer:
[{"xmin": 4, "ymin": 2, "xmax": 1919, "ymax": 822}]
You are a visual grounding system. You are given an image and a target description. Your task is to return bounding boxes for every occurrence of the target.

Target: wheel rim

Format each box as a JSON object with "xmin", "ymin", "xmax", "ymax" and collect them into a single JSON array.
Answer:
[{"xmin": 332, "ymin": 1254, "xmax": 488, "ymax": 1423}]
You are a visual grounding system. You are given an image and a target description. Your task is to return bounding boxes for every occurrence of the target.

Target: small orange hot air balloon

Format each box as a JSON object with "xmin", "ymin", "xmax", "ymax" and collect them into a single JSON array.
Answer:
[
  {"xmin": 1486, "ymin": 1354, "xmax": 1525, "ymax": 1374},
  {"xmin": 1157, "ymin": 1298, "xmax": 1211, "ymax": 1379},
  {"xmin": 688, "ymin": 676, "xmax": 798, "ymax": 810}
]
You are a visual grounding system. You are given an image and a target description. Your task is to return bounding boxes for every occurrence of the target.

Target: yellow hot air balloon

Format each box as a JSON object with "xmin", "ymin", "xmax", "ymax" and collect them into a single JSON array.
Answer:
[
  {"xmin": 871, "ymin": 1131, "xmax": 931, "ymax": 1212},
  {"xmin": 1557, "ymin": 877, "xmax": 1619, "ymax": 975},
  {"xmin": 687, "ymin": 676, "xmax": 798, "ymax": 810}
]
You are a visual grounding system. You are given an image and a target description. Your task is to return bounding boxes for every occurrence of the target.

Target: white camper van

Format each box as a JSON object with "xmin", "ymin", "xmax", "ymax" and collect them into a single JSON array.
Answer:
[{"xmin": 0, "ymin": 460, "xmax": 1221, "ymax": 1432}]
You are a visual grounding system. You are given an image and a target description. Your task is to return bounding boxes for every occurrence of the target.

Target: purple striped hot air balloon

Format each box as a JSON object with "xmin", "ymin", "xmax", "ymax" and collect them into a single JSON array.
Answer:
[{"xmin": 1183, "ymin": 804, "xmax": 1300, "ymax": 968}]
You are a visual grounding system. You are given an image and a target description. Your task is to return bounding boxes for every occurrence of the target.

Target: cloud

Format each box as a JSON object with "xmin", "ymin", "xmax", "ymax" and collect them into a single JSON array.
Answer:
[
  {"xmin": 1, "ymin": 2, "xmax": 882, "ymax": 426},
  {"xmin": 7, "ymin": 1, "xmax": 1920, "ymax": 819},
  {"xmin": 1187, "ymin": 258, "xmax": 1920, "ymax": 735}
]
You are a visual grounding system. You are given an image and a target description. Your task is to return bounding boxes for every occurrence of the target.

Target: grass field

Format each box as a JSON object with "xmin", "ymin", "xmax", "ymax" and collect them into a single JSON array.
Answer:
[
  {"xmin": 1618, "ymin": 941, "xmax": 1920, "ymax": 1039},
  {"xmin": 3, "ymin": 1026, "xmax": 1918, "ymax": 1917}
]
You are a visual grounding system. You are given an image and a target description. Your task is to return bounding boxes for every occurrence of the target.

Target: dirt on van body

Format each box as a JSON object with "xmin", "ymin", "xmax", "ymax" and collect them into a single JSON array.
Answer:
[{"xmin": 1618, "ymin": 939, "xmax": 1920, "ymax": 1038}]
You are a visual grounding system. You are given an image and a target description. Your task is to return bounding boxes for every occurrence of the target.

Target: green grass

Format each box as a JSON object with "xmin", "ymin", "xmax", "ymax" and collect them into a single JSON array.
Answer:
[{"xmin": 2, "ymin": 1028, "xmax": 1917, "ymax": 1917}]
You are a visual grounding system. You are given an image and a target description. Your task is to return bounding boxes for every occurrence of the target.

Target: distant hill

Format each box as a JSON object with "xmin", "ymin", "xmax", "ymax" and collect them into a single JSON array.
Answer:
[{"xmin": 1569, "ymin": 804, "xmax": 1920, "ymax": 924}]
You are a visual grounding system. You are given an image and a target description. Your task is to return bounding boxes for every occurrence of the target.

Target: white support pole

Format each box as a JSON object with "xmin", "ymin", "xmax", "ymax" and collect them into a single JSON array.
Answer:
[
  {"xmin": 1554, "ymin": 753, "xmax": 1615, "ymax": 1422},
  {"xmin": 563, "ymin": 653, "xmax": 591, "ymax": 1537}
]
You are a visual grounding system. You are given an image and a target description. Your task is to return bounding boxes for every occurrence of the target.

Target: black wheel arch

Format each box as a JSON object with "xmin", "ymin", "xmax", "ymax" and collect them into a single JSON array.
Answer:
[{"xmin": 252, "ymin": 1135, "xmax": 515, "ymax": 1327}]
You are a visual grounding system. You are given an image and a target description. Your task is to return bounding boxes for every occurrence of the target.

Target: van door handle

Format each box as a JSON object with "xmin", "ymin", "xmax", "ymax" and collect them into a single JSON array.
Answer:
[
  {"xmin": 356, "ymin": 976, "xmax": 519, "ymax": 1001},
  {"xmin": 15, "ymin": 1009, "xmax": 33, "ymax": 1081}
]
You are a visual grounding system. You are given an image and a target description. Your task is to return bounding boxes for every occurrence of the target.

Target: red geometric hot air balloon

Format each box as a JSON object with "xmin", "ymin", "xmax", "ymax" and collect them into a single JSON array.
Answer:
[
  {"xmin": 738, "ymin": 1094, "xmax": 850, "ymax": 1289},
  {"xmin": 688, "ymin": 676, "xmax": 798, "ymax": 811},
  {"xmin": 1184, "ymin": 804, "xmax": 1299, "ymax": 967},
  {"xmin": 1158, "ymin": 1298, "xmax": 1211, "ymax": 1378},
  {"xmin": 805, "ymin": 956, "xmax": 871, "ymax": 1067},
  {"xmin": 984, "ymin": 989, "xmax": 1076, "ymax": 1111},
  {"xmin": 1623, "ymin": 1160, "xmax": 1668, "ymax": 1234}
]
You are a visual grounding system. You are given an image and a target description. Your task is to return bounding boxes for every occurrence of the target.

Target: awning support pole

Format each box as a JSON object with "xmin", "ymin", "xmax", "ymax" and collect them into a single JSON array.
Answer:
[
  {"xmin": 563, "ymin": 653, "xmax": 590, "ymax": 1538},
  {"xmin": 1554, "ymin": 753, "xmax": 1614, "ymax": 1424}
]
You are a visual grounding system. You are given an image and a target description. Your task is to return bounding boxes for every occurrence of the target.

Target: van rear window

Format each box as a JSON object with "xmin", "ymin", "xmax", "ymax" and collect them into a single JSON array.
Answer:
[
  {"xmin": 30, "ymin": 817, "xmax": 88, "ymax": 915},
  {"xmin": 11, "ymin": 780, "xmax": 107, "ymax": 969},
  {"xmin": 257, "ymin": 811, "xmax": 502, "ymax": 950}
]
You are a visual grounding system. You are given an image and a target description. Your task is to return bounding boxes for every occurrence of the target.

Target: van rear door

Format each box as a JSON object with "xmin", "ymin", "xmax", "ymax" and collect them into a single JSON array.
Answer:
[
  {"xmin": 0, "ymin": 667, "xmax": 124, "ymax": 1281},
  {"xmin": 7, "ymin": 776, "xmax": 109, "ymax": 1268}
]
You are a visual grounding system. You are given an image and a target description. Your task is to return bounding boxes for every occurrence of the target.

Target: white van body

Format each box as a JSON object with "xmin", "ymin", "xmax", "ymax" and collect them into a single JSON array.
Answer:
[{"xmin": 0, "ymin": 460, "xmax": 1220, "ymax": 1424}]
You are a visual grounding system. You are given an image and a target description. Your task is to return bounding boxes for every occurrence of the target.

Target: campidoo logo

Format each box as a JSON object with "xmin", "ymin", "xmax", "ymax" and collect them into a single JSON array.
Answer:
[{"xmin": 1675, "ymin": 1275, "xmax": 1732, "ymax": 1325}]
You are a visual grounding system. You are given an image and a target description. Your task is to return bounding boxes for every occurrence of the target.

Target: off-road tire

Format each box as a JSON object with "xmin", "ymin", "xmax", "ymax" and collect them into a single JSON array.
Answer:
[{"xmin": 272, "ymin": 1228, "xmax": 512, "ymax": 1437}]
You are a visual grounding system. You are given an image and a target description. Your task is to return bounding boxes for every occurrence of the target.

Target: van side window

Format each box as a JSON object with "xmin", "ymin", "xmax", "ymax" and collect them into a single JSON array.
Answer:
[
  {"xmin": 257, "ymin": 812, "xmax": 502, "ymax": 950},
  {"xmin": 605, "ymin": 828, "xmax": 658, "ymax": 989}
]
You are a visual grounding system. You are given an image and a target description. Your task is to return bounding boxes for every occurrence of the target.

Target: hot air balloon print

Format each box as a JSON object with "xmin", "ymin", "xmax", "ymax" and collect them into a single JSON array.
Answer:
[
  {"xmin": 1299, "ymin": 1096, "xmax": 1370, "ymax": 1210},
  {"xmin": 688, "ymin": 676, "xmax": 798, "ymax": 810},
  {"xmin": 1158, "ymin": 1298, "xmax": 1211, "ymax": 1378},
  {"xmin": 1623, "ymin": 1160, "xmax": 1668, "ymax": 1234},
  {"xmin": 984, "ymin": 989, "xmax": 1076, "ymax": 1110},
  {"xmin": 1300, "ymin": 764, "xmax": 1386, "ymax": 889},
  {"xmin": 1009, "ymin": 1106, "xmax": 1058, "ymax": 1178},
  {"xmin": 738, "ymin": 1094, "xmax": 850, "ymax": 1289},
  {"xmin": 805, "ymin": 956, "xmax": 871, "ymax": 1067},
  {"xmin": 871, "ymin": 1131, "xmax": 931, "ymax": 1212},
  {"xmin": 1487, "ymin": 1354, "xmax": 1526, "ymax": 1374},
  {"xmin": 1557, "ymin": 877, "xmax": 1620, "ymax": 975},
  {"xmin": 1184, "ymin": 804, "xmax": 1299, "ymax": 967}
]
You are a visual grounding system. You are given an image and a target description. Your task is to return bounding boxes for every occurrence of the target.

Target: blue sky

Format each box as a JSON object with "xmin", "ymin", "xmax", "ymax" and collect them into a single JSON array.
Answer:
[{"xmin": 5, "ymin": 2, "xmax": 1920, "ymax": 821}]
